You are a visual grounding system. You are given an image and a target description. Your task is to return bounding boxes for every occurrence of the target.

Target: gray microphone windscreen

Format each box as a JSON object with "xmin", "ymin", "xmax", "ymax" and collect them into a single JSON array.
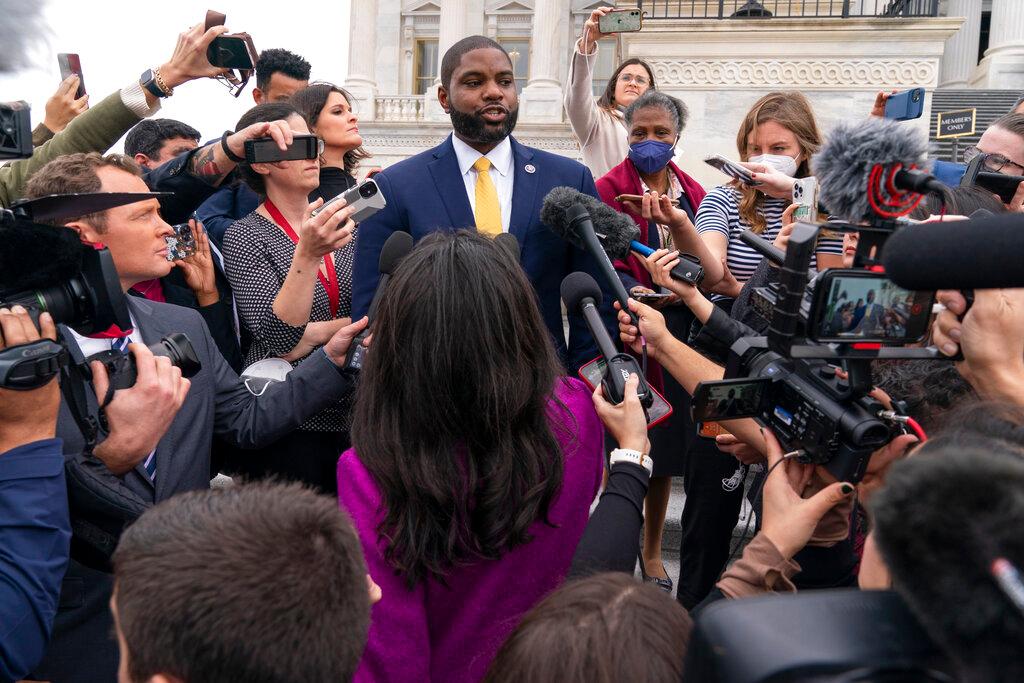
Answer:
[
  {"xmin": 541, "ymin": 186, "xmax": 588, "ymax": 249},
  {"xmin": 812, "ymin": 117, "xmax": 930, "ymax": 222}
]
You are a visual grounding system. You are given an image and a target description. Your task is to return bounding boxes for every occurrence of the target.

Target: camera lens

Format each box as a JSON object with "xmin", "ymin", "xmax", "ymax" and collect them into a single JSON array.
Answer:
[
  {"xmin": 152, "ymin": 332, "xmax": 202, "ymax": 378},
  {"xmin": 359, "ymin": 183, "xmax": 377, "ymax": 199},
  {"xmin": 912, "ymin": 91, "xmax": 921, "ymax": 102}
]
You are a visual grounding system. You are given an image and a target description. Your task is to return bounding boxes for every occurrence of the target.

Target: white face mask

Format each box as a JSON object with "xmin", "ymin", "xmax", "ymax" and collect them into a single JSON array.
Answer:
[
  {"xmin": 241, "ymin": 358, "xmax": 294, "ymax": 396},
  {"xmin": 748, "ymin": 153, "xmax": 799, "ymax": 177}
]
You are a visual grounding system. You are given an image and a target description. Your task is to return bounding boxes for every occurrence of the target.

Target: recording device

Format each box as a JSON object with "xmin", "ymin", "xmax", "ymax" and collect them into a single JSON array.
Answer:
[
  {"xmin": 86, "ymin": 332, "xmax": 201, "ymax": 392},
  {"xmin": 961, "ymin": 152, "xmax": 1024, "ymax": 204},
  {"xmin": 165, "ymin": 222, "xmax": 197, "ymax": 261},
  {"xmin": 561, "ymin": 272, "xmax": 672, "ymax": 427},
  {"xmin": 884, "ymin": 212, "xmax": 1024, "ymax": 290},
  {"xmin": 204, "ymin": 10, "xmax": 256, "ymax": 96},
  {"xmin": 693, "ymin": 377, "xmax": 770, "ymax": 421},
  {"xmin": 57, "ymin": 53, "xmax": 86, "ymax": 99},
  {"xmin": 791, "ymin": 176, "xmax": 818, "ymax": 222},
  {"xmin": 883, "ymin": 87, "xmax": 925, "ymax": 121},
  {"xmin": 634, "ymin": 292, "xmax": 672, "ymax": 303},
  {"xmin": 0, "ymin": 100, "xmax": 32, "ymax": 160},
  {"xmin": 494, "ymin": 232, "xmax": 520, "ymax": 262},
  {"xmin": 598, "ymin": 8, "xmax": 644, "ymax": 33},
  {"xmin": 809, "ymin": 269, "xmax": 933, "ymax": 344},
  {"xmin": 704, "ymin": 155, "xmax": 760, "ymax": 186},
  {"xmin": 310, "ymin": 179, "xmax": 386, "ymax": 223},
  {"xmin": 244, "ymin": 134, "xmax": 322, "ymax": 164},
  {"xmin": 344, "ymin": 231, "xmax": 414, "ymax": 371}
]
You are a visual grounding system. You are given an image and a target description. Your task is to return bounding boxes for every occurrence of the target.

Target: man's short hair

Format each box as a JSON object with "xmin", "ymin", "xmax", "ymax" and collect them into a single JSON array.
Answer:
[
  {"xmin": 123, "ymin": 118, "xmax": 201, "ymax": 159},
  {"xmin": 872, "ymin": 360, "xmax": 976, "ymax": 432},
  {"xmin": 871, "ymin": 435, "xmax": 1024, "ymax": 682},
  {"xmin": 24, "ymin": 152, "xmax": 142, "ymax": 230},
  {"xmin": 113, "ymin": 482, "xmax": 370, "ymax": 683},
  {"xmin": 990, "ymin": 112, "xmax": 1024, "ymax": 140},
  {"xmin": 440, "ymin": 35, "xmax": 510, "ymax": 92},
  {"xmin": 255, "ymin": 48, "xmax": 312, "ymax": 90}
]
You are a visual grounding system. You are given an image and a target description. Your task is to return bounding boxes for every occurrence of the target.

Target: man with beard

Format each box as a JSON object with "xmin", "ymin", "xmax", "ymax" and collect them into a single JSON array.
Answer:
[{"xmin": 351, "ymin": 36, "xmax": 611, "ymax": 373}]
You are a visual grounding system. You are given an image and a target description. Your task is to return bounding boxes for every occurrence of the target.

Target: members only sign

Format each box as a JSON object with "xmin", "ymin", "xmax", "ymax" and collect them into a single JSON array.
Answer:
[{"xmin": 936, "ymin": 108, "xmax": 976, "ymax": 139}]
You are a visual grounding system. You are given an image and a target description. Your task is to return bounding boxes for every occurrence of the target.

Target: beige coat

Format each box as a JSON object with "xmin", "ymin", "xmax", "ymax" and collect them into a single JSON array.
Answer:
[{"xmin": 563, "ymin": 39, "xmax": 631, "ymax": 179}]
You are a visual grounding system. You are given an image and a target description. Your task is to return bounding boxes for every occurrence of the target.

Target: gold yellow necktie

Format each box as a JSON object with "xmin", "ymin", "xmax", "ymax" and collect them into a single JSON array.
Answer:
[{"xmin": 473, "ymin": 157, "xmax": 502, "ymax": 236}]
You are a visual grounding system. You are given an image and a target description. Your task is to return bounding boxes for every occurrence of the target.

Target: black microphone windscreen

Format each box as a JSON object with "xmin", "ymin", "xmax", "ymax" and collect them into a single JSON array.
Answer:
[
  {"xmin": 560, "ymin": 271, "xmax": 603, "ymax": 312},
  {"xmin": 541, "ymin": 186, "xmax": 587, "ymax": 249},
  {"xmin": 494, "ymin": 232, "xmax": 520, "ymax": 262},
  {"xmin": 883, "ymin": 213, "xmax": 1024, "ymax": 290},
  {"xmin": 378, "ymin": 231, "xmax": 414, "ymax": 275},
  {"xmin": 0, "ymin": 220, "xmax": 83, "ymax": 293},
  {"xmin": 585, "ymin": 197, "xmax": 641, "ymax": 260},
  {"xmin": 813, "ymin": 118, "xmax": 930, "ymax": 222}
]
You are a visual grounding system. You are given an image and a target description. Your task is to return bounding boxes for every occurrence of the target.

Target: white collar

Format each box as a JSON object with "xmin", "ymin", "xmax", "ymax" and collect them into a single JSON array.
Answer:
[{"xmin": 452, "ymin": 135, "xmax": 514, "ymax": 179}]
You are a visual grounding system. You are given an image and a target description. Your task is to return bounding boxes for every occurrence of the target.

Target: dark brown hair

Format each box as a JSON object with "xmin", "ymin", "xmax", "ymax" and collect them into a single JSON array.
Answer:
[
  {"xmin": 350, "ymin": 230, "xmax": 569, "ymax": 586},
  {"xmin": 990, "ymin": 112, "xmax": 1024, "ymax": 140},
  {"xmin": 597, "ymin": 58, "xmax": 657, "ymax": 113},
  {"xmin": 484, "ymin": 573, "xmax": 692, "ymax": 683},
  {"xmin": 735, "ymin": 91, "xmax": 822, "ymax": 234},
  {"xmin": 234, "ymin": 102, "xmax": 302, "ymax": 196},
  {"xmin": 113, "ymin": 482, "xmax": 370, "ymax": 683},
  {"xmin": 290, "ymin": 82, "xmax": 372, "ymax": 175},
  {"xmin": 24, "ymin": 152, "xmax": 142, "ymax": 230}
]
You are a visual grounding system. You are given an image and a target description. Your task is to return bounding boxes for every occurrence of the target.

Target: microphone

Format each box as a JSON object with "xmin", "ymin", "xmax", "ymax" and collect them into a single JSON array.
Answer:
[
  {"xmin": 883, "ymin": 213, "xmax": 1024, "ymax": 290},
  {"xmin": 542, "ymin": 187, "xmax": 634, "ymax": 320},
  {"xmin": 345, "ymin": 230, "xmax": 414, "ymax": 370},
  {"xmin": 812, "ymin": 117, "xmax": 938, "ymax": 222},
  {"xmin": 739, "ymin": 229, "xmax": 786, "ymax": 266},
  {"xmin": 544, "ymin": 187, "xmax": 704, "ymax": 287},
  {"xmin": 494, "ymin": 232, "xmax": 520, "ymax": 263},
  {"xmin": 560, "ymin": 271, "xmax": 652, "ymax": 407}
]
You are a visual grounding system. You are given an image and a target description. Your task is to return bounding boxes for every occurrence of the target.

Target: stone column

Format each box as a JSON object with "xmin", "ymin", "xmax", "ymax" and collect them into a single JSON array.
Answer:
[
  {"xmin": 343, "ymin": 0, "xmax": 379, "ymax": 120},
  {"xmin": 938, "ymin": 0, "xmax": 981, "ymax": 88},
  {"xmin": 425, "ymin": 0, "xmax": 470, "ymax": 121},
  {"xmin": 972, "ymin": 0, "xmax": 1024, "ymax": 89},
  {"xmin": 520, "ymin": 0, "xmax": 568, "ymax": 122}
]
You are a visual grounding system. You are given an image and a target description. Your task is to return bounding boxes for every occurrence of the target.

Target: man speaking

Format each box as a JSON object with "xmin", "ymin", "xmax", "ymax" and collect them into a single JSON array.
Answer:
[{"xmin": 351, "ymin": 36, "xmax": 611, "ymax": 373}]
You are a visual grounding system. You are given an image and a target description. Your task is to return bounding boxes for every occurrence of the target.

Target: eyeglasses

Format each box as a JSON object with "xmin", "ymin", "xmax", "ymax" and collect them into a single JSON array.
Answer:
[
  {"xmin": 963, "ymin": 146, "xmax": 1024, "ymax": 175},
  {"xmin": 618, "ymin": 73, "xmax": 649, "ymax": 86}
]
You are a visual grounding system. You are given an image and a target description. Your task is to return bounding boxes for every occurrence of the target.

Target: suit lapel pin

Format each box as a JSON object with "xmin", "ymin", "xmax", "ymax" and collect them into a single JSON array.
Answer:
[{"xmin": 524, "ymin": 164, "xmax": 536, "ymax": 174}]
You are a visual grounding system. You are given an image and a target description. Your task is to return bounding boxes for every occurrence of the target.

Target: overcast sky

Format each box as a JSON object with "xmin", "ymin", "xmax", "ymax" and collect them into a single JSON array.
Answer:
[{"xmin": 0, "ymin": 0, "xmax": 352, "ymax": 151}]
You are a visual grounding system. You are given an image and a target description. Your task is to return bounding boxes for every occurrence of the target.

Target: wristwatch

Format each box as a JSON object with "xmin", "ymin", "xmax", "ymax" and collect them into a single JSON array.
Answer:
[
  {"xmin": 609, "ymin": 448, "xmax": 653, "ymax": 476},
  {"xmin": 140, "ymin": 68, "xmax": 172, "ymax": 98}
]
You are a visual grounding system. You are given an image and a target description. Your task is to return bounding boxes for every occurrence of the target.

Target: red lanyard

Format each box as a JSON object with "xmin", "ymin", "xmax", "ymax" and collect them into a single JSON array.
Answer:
[{"xmin": 264, "ymin": 199, "xmax": 340, "ymax": 319}]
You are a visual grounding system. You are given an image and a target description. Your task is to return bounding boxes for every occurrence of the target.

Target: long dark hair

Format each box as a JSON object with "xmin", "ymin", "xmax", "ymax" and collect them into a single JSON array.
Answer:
[
  {"xmin": 597, "ymin": 58, "xmax": 657, "ymax": 112},
  {"xmin": 351, "ymin": 231, "xmax": 569, "ymax": 586},
  {"xmin": 290, "ymin": 82, "xmax": 371, "ymax": 175},
  {"xmin": 484, "ymin": 573, "xmax": 693, "ymax": 683}
]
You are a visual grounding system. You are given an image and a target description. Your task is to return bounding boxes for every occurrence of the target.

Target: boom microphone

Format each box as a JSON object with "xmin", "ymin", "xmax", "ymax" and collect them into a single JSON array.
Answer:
[
  {"xmin": 345, "ymin": 230, "xmax": 414, "ymax": 370},
  {"xmin": 813, "ymin": 117, "xmax": 939, "ymax": 222},
  {"xmin": 883, "ymin": 213, "xmax": 1024, "ymax": 290}
]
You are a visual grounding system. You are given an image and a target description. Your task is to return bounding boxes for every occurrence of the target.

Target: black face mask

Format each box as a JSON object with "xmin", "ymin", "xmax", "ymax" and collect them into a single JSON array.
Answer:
[{"xmin": 449, "ymin": 101, "xmax": 519, "ymax": 146}]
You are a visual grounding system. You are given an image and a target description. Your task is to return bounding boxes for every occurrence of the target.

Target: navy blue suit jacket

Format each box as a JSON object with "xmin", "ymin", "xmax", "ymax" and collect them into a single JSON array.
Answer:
[{"xmin": 352, "ymin": 135, "xmax": 612, "ymax": 373}]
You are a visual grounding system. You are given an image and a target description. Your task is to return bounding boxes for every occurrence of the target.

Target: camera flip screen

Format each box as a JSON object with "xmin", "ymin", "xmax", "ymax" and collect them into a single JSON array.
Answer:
[
  {"xmin": 812, "ymin": 272, "xmax": 933, "ymax": 344},
  {"xmin": 692, "ymin": 378, "xmax": 771, "ymax": 422}
]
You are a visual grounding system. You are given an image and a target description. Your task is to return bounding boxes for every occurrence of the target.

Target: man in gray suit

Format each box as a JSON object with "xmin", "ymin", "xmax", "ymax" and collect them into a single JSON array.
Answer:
[{"xmin": 24, "ymin": 147, "xmax": 366, "ymax": 682}]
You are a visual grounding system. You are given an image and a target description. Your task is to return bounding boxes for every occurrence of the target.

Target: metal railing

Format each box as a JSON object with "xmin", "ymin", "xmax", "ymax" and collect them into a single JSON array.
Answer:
[
  {"xmin": 637, "ymin": 0, "xmax": 939, "ymax": 19},
  {"xmin": 376, "ymin": 95, "xmax": 426, "ymax": 122}
]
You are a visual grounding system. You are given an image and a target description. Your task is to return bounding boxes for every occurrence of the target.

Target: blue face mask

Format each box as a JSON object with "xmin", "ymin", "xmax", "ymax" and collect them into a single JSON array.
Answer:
[{"xmin": 629, "ymin": 139, "xmax": 676, "ymax": 175}]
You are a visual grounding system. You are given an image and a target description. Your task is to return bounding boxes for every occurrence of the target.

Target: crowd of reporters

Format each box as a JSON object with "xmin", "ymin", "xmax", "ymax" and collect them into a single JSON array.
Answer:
[{"xmin": 2, "ymin": 9, "xmax": 1024, "ymax": 683}]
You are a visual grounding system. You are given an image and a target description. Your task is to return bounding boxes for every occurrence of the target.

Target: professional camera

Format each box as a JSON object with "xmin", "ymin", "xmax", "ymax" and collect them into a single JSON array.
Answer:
[
  {"xmin": 692, "ymin": 221, "xmax": 945, "ymax": 483},
  {"xmin": 0, "ymin": 100, "xmax": 32, "ymax": 160}
]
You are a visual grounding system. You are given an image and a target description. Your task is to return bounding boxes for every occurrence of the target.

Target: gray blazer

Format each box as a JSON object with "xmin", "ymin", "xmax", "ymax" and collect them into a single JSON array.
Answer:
[{"xmin": 33, "ymin": 295, "xmax": 355, "ymax": 682}]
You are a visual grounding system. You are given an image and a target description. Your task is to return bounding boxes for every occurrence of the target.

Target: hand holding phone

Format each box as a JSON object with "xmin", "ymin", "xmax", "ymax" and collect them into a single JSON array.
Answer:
[
  {"xmin": 311, "ymin": 179, "xmax": 387, "ymax": 223},
  {"xmin": 245, "ymin": 134, "xmax": 322, "ymax": 163},
  {"xmin": 704, "ymin": 155, "xmax": 761, "ymax": 186},
  {"xmin": 883, "ymin": 88, "xmax": 925, "ymax": 121},
  {"xmin": 598, "ymin": 8, "xmax": 644, "ymax": 34},
  {"xmin": 57, "ymin": 53, "xmax": 86, "ymax": 99}
]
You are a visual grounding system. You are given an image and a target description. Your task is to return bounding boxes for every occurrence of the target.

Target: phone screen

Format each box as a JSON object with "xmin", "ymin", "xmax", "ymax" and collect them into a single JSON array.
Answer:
[
  {"xmin": 692, "ymin": 378, "xmax": 770, "ymax": 422},
  {"xmin": 810, "ymin": 271, "xmax": 934, "ymax": 344},
  {"xmin": 245, "ymin": 135, "xmax": 321, "ymax": 164},
  {"xmin": 57, "ymin": 53, "xmax": 86, "ymax": 98}
]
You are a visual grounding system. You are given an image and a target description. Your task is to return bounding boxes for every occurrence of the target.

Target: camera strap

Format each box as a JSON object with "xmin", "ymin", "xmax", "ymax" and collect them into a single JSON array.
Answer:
[
  {"xmin": 57, "ymin": 325, "xmax": 100, "ymax": 452},
  {"xmin": 264, "ymin": 199, "xmax": 341, "ymax": 318}
]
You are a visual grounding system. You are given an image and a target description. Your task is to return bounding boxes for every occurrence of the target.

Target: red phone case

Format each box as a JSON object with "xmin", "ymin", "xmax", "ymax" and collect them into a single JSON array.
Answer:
[{"xmin": 577, "ymin": 357, "xmax": 673, "ymax": 429}]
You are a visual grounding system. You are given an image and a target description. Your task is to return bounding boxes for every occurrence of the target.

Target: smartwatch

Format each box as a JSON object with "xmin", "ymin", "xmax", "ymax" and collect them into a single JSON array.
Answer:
[
  {"xmin": 140, "ymin": 69, "xmax": 170, "ymax": 99},
  {"xmin": 609, "ymin": 448, "xmax": 653, "ymax": 476}
]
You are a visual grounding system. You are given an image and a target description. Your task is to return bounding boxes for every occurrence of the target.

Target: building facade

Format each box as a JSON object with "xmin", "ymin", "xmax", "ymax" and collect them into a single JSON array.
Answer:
[{"xmin": 345, "ymin": 0, "xmax": 1022, "ymax": 185}]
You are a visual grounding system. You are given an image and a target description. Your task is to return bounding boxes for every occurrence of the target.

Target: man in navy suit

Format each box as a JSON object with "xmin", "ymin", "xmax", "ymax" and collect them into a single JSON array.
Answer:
[{"xmin": 352, "ymin": 36, "xmax": 611, "ymax": 373}]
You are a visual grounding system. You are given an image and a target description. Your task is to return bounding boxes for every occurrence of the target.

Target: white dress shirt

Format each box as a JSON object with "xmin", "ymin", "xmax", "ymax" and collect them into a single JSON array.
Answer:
[{"xmin": 451, "ymin": 135, "xmax": 514, "ymax": 233}]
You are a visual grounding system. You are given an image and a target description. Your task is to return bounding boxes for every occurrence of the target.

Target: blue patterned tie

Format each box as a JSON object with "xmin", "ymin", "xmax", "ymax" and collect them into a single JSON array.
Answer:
[{"xmin": 110, "ymin": 336, "xmax": 156, "ymax": 481}]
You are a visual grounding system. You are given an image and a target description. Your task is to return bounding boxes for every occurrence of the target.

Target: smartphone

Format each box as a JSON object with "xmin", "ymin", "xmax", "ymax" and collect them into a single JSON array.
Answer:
[
  {"xmin": 165, "ymin": 222, "xmax": 197, "ymax": 261},
  {"xmin": 599, "ymin": 8, "xmax": 643, "ymax": 33},
  {"xmin": 614, "ymin": 193, "xmax": 645, "ymax": 204},
  {"xmin": 57, "ymin": 53, "xmax": 86, "ymax": 99},
  {"xmin": 792, "ymin": 177, "xmax": 819, "ymax": 223},
  {"xmin": 692, "ymin": 378, "xmax": 771, "ymax": 422},
  {"xmin": 579, "ymin": 357, "xmax": 673, "ymax": 428},
  {"xmin": 634, "ymin": 292, "xmax": 672, "ymax": 304},
  {"xmin": 207, "ymin": 35, "xmax": 256, "ymax": 69},
  {"xmin": 310, "ymin": 179, "xmax": 387, "ymax": 223},
  {"xmin": 808, "ymin": 269, "xmax": 934, "ymax": 344},
  {"xmin": 884, "ymin": 88, "xmax": 925, "ymax": 121},
  {"xmin": 245, "ymin": 135, "xmax": 321, "ymax": 164},
  {"xmin": 697, "ymin": 421, "xmax": 727, "ymax": 439},
  {"xmin": 704, "ymin": 155, "xmax": 761, "ymax": 186}
]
